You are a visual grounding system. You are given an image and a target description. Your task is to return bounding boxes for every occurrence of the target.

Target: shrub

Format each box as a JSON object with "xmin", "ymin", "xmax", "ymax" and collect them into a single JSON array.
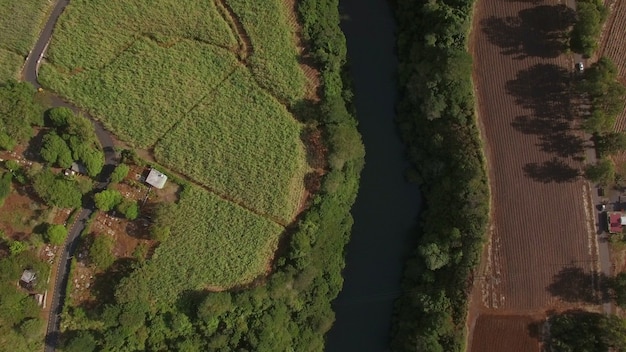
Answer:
[
  {"xmin": 9, "ymin": 241, "xmax": 28, "ymax": 255},
  {"xmin": 89, "ymin": 234, "xmax": 115, "ymax": 270},
  {"xmin": 0, "ymin": 172, "xmax": 12, "ymax": 205},
  {"xmin": 46, "ymin": 224, "xmax": 68, "ymax": 246},
  {"xmin": 94, "ymin": 189, "xmax": 122, "ymax": 212},
  {"xmin": 110, "ymin": 164, "xmax": 130, "ymax": 184}
]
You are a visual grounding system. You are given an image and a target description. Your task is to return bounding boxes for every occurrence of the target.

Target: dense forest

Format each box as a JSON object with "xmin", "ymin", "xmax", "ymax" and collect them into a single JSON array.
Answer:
[
  {"xmin": 390, "ymin": 0, "xmax": 490, "ymax": 351},
  {"xmin": 59, "ymin": 0, "xmax": 365, "ymax": 351}
]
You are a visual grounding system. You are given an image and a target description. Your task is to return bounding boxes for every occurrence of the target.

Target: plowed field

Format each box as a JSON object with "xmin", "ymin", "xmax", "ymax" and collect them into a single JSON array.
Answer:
[
  {"xmin": 469, "ymin": 0, "xmax": 599, "ymax": 349},
  {"xmin": 470, "ymin": 314, "xmax": 542, "ymax": 352},
  {"xmin": 598, "ymin": 0, "xmax": 626, "ymax": 131}
]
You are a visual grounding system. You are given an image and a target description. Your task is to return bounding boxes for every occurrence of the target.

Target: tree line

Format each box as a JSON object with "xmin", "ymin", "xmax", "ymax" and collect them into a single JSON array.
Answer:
[{"xmin": 390, "ymin": 0, "xmax": 490, "ymax": 351}]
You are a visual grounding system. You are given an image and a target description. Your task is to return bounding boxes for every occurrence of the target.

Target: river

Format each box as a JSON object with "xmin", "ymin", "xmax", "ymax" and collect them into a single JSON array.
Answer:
[{"xmin": 324, "ymin": 1, "xmax": 422, "ymax": 351}]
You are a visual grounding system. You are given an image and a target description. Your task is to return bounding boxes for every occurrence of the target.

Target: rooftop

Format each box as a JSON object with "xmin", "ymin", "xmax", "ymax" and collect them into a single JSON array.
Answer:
[
  {"xmin": 20, "ymin": 269, "xmax": 36, "ymax": 284},
  {"xmin": 146, "ymin": 168, "xmax": 167, "ymax": 189},
  {"xmin": 609, "ymin": 212, "xmax": 623, "ymax": 234}
]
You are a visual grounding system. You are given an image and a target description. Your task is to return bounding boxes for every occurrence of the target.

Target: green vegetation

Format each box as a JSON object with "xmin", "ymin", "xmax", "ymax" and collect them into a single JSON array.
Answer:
[
  {"xmin": 46, "ymin": 224, "xmax": 68, "ymax": 246},
  {"xmin": 109, "ymin": 164, "xmax": 129, "ymax": 184},
  {"xmin": 0, "ymin": 172, "xmax": 11, "ymax": 206},
  {"xmin": 548, "ymin": 311, "xmax": 626, "ymax": 351},
  {"xmin": 94, "ymin": 189, "xmax": 122, "ymax": 212},
  {"xmin": 58, "ymin": 0, "xmax": 364, "ymax": 350},
  {"xmin": 0, "ymin": 0, "xmax": 52, "ymax": 82},
  {"xmin": 155, "ymin": 67, "xmax": 307, "ymax": 221},
  {"xmin": 40, "ymin": 39, "xmax": 240, "ymax": 148},
  {"xmin": 32, "ymin": 168, "xmax": 82, "ymax": 208},
  {"xmin": 585, "ymin": 158, "xmax": 615, "ymax": 185},
  {"xmin": 0, "ymin": 80, "xmax": 43, "ymax": 150},
  {"xmin": 116, "ymin": 199, "xmax": 138, "ymax": 220},
  {"xmin": 89, "ymin": 234, "xmax": 115, "ymax": 271},
  {"xmin": 0, "ymin": 251, "xmax": 49, "ymax": 351},
  {"xmin": 570, "ymin": 0, "xmax": 607, "ymax": 57},
  {"xmin": 40, "ymin": 107, "xmax": 104, "ymax": 177},
  {"xmin": 579, "ymin": 58, "xmax": 626, "ymax": 135},
  {"xmin": 118, "ymin": 185, "xmax": 284, "ymax": 301},
  {"xmin": 224, "ymin": 0, "xmax": 307, "ymax": 104},
  {"xmin": 391, "ymin": 0, "xmax": 489, "ymax": 351}
]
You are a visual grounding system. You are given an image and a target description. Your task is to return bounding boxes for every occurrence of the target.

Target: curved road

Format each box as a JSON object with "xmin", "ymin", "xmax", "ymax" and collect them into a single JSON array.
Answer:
[{"xmin": 21, "ymin": 0, "xmax": 118, "ymax": 351}]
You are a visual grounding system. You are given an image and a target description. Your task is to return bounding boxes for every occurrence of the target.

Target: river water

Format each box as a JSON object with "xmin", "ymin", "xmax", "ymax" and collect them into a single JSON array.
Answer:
[{"xmin": 324, "ymin": 1, "xmax": 422, "ymax": 351}]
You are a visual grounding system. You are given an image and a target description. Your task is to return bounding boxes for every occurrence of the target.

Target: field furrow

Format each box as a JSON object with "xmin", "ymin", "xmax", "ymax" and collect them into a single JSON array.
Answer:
[{"xmin": 470, "ymin": 0, "xmax": 598, "ymax": 349}]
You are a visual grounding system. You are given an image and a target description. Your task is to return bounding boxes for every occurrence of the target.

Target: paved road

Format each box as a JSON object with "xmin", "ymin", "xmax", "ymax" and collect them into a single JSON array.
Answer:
[{"xmin": 20, "ymin": 0, "xmax": 118, "ymax": 350}]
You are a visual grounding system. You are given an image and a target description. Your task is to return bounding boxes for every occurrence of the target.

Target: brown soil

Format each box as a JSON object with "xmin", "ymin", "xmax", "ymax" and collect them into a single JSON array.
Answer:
[
  {"xmin": 470, "ymin": 314, "xmax": 543, "ymax": 352},
  {"xmin": 468, "ymin": 0, "xmax": 601, "ymax": 349}
]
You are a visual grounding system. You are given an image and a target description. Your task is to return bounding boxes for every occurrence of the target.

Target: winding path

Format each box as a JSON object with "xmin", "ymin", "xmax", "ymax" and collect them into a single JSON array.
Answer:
[{"xmin": 21, "ymin": 1, "xmax": 118, "ymax": 351}]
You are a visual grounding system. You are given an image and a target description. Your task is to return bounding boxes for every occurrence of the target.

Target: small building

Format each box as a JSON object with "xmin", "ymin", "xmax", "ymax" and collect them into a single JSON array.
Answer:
[
  {"xmin": 608, "ymin": 212, "xmax": 625, "ymax": 234},
  {"xmin": 145, "ymin": 168, "xmax": 167, "ymax": 189},
  {"xmin": 20, "ymin": 269, "xmax": 36, "ymax": 285},
  {"xmin": 70, "ymin": 162, "xmax": 88, "ymax": 175}
]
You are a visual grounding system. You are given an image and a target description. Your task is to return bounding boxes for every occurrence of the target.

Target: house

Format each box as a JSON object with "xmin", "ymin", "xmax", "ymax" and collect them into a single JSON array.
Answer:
[
  {"xmin": 20, "ymin": 269, "xmax": 36, "ymax": 285},
  {"xmin": 70, "ymin": 162, "xmax": 88, "ymax": 175},
  {"xmin": 145, "ymin": 168, "xmax": 167, "ymax": 189}
]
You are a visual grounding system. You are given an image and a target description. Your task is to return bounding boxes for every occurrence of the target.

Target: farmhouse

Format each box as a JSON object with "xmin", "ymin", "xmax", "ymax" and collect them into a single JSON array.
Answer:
[
  {"xmin": 146, "ymin": 168, "xmax": 167, "ymax": 189},
  {"xmin": 608, "ymin": 211, "xmax": 626, "ymax": 234}
]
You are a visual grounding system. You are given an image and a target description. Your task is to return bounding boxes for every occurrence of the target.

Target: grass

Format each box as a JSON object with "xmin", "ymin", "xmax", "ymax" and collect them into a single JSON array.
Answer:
[
  {"xmin": 40, "ymin": 38, "xmax": 241, "ymax": 147},
  {"xmin": 155, "ymin": 67, "xmax": 307, "ymax": 222},
  {"xmin": 0, "ymin": 0, "xmax": 52, "ymax": 82},
  {"xmin": 118, "ymin": 185, "xmax": 284, "ymax": 304},
  {"xmin": 225, "ymin": 0, "xmax": 307, "ymax": 104},
  {"xmin": 46, "ymin": 0, "xmax": 237, "ymax": 72}
]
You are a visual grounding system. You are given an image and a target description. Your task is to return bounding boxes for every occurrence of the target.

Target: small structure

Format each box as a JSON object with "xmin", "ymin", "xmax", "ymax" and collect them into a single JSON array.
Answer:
[
  {"xmin": 20, "ymin": 269, "xmax": 36, "ymax": 285},
  {"xmin": 145, "ymin": 168, "xmax": 167, "ymax": 189},
  {"xmin": 70, "ymin": 162, "xmax": 88, "ymax": 175},
  {"xmin": 608, "ymin": 212, "xmax": 625, "ymax": 234}
]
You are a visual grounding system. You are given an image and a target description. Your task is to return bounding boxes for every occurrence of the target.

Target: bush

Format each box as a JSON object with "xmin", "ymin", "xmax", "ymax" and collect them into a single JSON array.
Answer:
[
  {"xmin": 0, "ymin": 172, "xmax": 12, "ymax": 205},
  {"xmin": 94, "ymin": 190, "xmax": 122, "ymax": 212},
  {"xmin": 9, "ymin": 241, "xmax": 28, "ymax": 256},
  {"xmin": 46, "ymin": 224, "xmax": 68, "ymax": 246},
  {"xmin": 110, "ymin": 164, "xmax": 129, "ymax": 184},
  {"xmin": 116, "ymin": 199, "xmax": 139, "ymax": 220},
  {"xmin": 32, "ymin": 168, "xmax": 82, "ymax": 208},
  {"xmin": 89, "ymin": 234, "xmax": 115, "ymax": 270}
]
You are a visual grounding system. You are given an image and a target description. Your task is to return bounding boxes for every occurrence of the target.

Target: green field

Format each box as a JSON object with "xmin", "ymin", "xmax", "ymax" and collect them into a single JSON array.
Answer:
[
  {"xmin": 155, "ymin": 67, "xmax": 306, "ymax": 222},
  {"xmin": 117, "ymin": 185, "xmax": 284, "ymax": 304},
  {"xmin": 0, "ymin": 0, "xmax": 52, "ymax": 82},
  {"xmin": 225, "ymin": 0, "xmax": 307, "ymax": 104},
  {"xmin": 41, "ymin": 39, "xmax": 240, "ymax": 147}
]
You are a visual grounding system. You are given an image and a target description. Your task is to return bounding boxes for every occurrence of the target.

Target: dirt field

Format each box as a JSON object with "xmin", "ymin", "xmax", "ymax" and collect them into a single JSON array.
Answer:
[
  {"xmin": 470, "ymin": 314, "xmax": 543, "ymax": 352},
  {"xmin": 469, "ymin": 0, "xmax": 600, "ymax": 349}
]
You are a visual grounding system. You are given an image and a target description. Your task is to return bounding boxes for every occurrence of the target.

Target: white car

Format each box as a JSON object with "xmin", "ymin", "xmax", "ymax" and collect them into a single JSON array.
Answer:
[{"xmin": 576, "ymin": 62, "xmax": 584, "ymax": 72}]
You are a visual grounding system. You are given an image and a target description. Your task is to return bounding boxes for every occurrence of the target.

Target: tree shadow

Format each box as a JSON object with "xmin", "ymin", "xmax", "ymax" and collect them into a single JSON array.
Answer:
[
  {"xmin": 481, "ymin": 5, "xmax": 575, "ymax": 59},
  {"xmin": 89, "ymin": 257, "xmax": 138, "ymax": 309},
  {"xmin": 523, "ymin": 158, "xmax": 579, "ymax": 183},
  {"xmin": 547, "ymin": 266, "xmax": 610, "ymax": 303},
  {"xmin": 506, "ymin": 64, "xmax": 572, "ymax": 120}
]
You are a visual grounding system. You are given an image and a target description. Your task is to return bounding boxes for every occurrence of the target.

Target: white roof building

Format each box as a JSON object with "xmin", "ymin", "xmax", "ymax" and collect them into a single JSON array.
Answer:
[{"xmin": 146, "ymin": 168, "xmax": 167, "ymax": 189}]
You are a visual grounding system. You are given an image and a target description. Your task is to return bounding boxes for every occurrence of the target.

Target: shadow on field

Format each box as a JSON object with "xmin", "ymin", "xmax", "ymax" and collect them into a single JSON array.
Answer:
[
  {"xmin": 547, "ymin": 266, "xmax": 610, "ymax": 303},
  {"xmin": 507, "ymin": 64, "xmax": 585, "ymax": 181},
  {"xmin": 481, "ymin": 5, "xmax": 575, "ymax": 59},
  {"xmin": 523, "ymin": 158, "xmax": 579, "ymax": 183}
]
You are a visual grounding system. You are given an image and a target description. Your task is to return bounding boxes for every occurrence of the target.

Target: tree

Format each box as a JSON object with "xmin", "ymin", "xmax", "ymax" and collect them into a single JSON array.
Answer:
[
  {"xmin": 40, "ymin": 132, "xmax": 73, "ymax": 168},
  {"xmin": 584, "ymin": 158, "xmax": 615, "ymax": 185},
  {"xmin": 47, "ymin": 107, "xmax": 74, "ymax": 128},
  {"xmin": 596, "ymin": 132, "xmax": 626, "ymax": 156},
  {"xmin": 9, "ymin": 241, "xmax": 27, "ymax": 256},
  {"xmin": 32, "ymin": 169, "xmax": 82, "ymax": 208},
  {"xmin": 0, "ymin": 172, "xmax": 12, "ymax": 205},
  {"xmin": 611, "ymin": 272, "xmax": 626, "ymax": 308},
  {"xmin": 110, "ymin": 164, "xmax": 130, "ymax": 183},
  {"xmin": 63, "ymin": 331, "xmax": 97, "ymax": 352},
  {"xmin": 46, "ymin": 224, "xmax": 68, "ymax": 246},
  {"xmin": 117, "ymin": 199, "xmax": 139, "ymax": 220},
  {"xmin": 89, "ymin": 234, "xmax": 115, "ymax": 270},
  {"xmin": 94, "ymin": 190, "xmax": 123, "ymax": 212}
]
